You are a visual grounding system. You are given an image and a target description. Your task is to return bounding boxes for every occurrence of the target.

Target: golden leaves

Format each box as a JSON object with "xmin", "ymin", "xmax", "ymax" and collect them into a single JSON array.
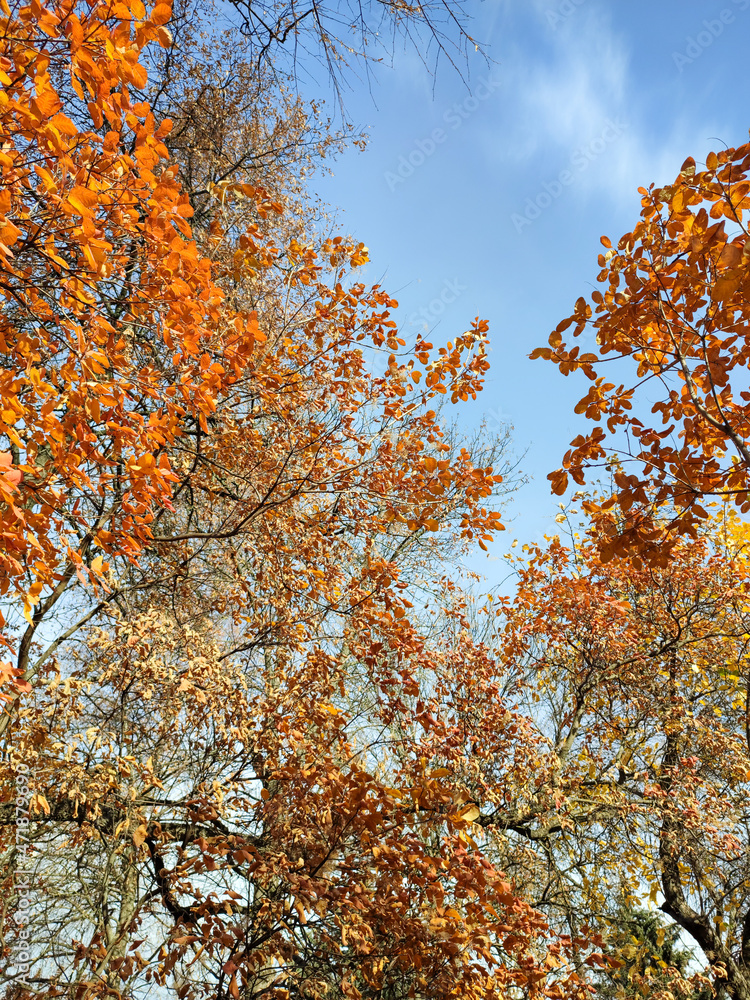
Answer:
[
  {"xmin": 66, "ymin": 185, "xmax": 98, "ymax": 216},
  {"xmin": 0, "ymin": 0, "xmax": 255, "ymax": 670},
  {"xmin": 456, "ymin": 803, "xmax": 480, "ymax": 823},
  {"xmin": 501, "ymin": 513, "xmax": 750, "ymax": 988},
  {"xmin": 132, "ymin": 823, "xmax": 148, "ymax": 847},
  {"xmin": 0, "ymin": 451, "xmax": 22, "ymax": 488},
  {"xmin": 0, "ymin": 7, "xmax": 573, "ymax": 994},
  {"xmin": 535, "ymin": 138, "xmax": 750, "ymax": 559}
]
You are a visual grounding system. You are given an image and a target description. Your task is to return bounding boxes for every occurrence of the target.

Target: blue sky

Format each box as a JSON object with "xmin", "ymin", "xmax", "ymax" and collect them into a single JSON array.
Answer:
[{"xmin": 304, "ymin": 0, "xmax": 750, "ymax": 568}]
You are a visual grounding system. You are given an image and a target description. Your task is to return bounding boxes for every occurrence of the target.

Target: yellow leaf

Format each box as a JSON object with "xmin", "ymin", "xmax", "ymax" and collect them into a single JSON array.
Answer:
[
  {"xmin": 30, "ymin": 793, "xmax": 50, "ymax": 815},
  {"xmin": 132, "ymin": 823, "xmax": 149, "ymax": 847},
  {"xmin": 459, "ymin": 804, "xmax": 480, "ymax": 823},
  {"xmin": 67, "ymin": 186, "xmax": 97, "ymax": 217}
]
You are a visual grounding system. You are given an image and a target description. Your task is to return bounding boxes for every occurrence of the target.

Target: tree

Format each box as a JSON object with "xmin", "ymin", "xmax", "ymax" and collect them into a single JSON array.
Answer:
[
  {"xmin": 533, "ymin": 138, "xmax": 750, "ymax": 561},
  {"xmin": 4, "ymin": 589, "xmax": 593, "ymax": 998},
  {"xmin": 489, "ymin": 509, "xmax": 750, "ymax": 1000},
  {"xmin": 0, "ymin": 176, "xmax": 587, "ymax": 991},
  {"xmin": 594, "ymin": 905, "xmax": 714, "ymax": 1000},
  {"xmin": 0, "ymin": 0, "xmax": 485, "ymax": 700},
  {"xmin": 0, "ymin": 0, "xmax": 260, "ymax": 695},
  {"xmin": 0, "ymin": 1, "xmax": 603, "ymax": 997}
]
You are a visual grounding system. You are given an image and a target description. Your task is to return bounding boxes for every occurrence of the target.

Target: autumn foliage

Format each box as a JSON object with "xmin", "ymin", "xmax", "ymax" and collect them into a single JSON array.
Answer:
[
  {"xmin": 0, "ymin": 0, "xmax": 493, "ymax": 676},
  {"xmin": 0, "ymin": 0, "xmax": 601, "ymax": 997},
  {"xmin": 536, "ymin": 140, "xmax": 750, "ymax": 559},
  {"xmin": 528, "ymin": 131, "xmax": 750, "ymax": 996},
  {"xmin": 4, "ymin": 0, "xmax": 750, "ymax": 998},
  {"xmin": 0, "ymin": 0, "xmax": 265, "ymax": 695},
  {"xmin": 496, "ymin": 510, "xmax": 750, "ymax": 999}
]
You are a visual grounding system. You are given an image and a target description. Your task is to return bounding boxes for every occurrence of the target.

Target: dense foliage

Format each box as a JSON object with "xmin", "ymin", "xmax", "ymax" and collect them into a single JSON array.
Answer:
[{"xmin": 2, "ymin": 2, "xmax": 750, "ymax": 999}]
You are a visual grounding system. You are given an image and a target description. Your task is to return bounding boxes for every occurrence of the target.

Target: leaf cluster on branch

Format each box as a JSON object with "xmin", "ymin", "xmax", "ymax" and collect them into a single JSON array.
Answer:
[{"xmin": 535, "ymin": 142, "xmax": 750, "ymax": 562}]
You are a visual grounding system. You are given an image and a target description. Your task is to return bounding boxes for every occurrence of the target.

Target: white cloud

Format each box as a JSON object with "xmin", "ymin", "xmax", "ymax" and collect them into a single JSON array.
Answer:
[
  {"xmin": 517, "ymin": 8, "xmax": 628, "ymax": 153},
  {"xmin": 482, "ymin": 3, "xmax": 738, "ymax": 215}
]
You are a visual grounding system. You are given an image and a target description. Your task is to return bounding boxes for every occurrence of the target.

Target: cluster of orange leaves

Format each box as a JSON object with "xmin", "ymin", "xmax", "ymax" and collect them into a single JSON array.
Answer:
[
  {"xmin": 0, "ymin": 0, "xmax": 266, "ymax": 665},
  {"xmin": 534, "ymin": 141, "xmax": 750, "ymax": 560},
  {"xmin": 495, "ymin": 512, "xmax": 750, "ymax": 997},
  {"xmin": 0, "ymin": 0, "xmax": 505, "ymax": 690}
]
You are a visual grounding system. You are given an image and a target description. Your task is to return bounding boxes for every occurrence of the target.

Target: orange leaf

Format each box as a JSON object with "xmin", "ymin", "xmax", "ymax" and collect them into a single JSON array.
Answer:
[
  {"xmin": 149, "ymin": 2, "xmax": 172, "ymax": 25},
  {"xmin": 67, "ymin": 186, "xmax": 98, "ymax": 217}
]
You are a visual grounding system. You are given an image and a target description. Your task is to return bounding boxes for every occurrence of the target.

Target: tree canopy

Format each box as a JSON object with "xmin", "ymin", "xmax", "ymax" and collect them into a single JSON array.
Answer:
[
  {"xmin": 535, "ymin": 142, "xmax": 750, "ymax": 562},
  {"xmin": 3, "ymin": 2, "xmax": 750, "ymax": 999}
]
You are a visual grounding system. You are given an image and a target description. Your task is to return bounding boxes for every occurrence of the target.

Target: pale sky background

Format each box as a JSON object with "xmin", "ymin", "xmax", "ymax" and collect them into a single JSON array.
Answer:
[{"xmin": 302, "ymin": 0, "xmax": 750, "ymax": 575}]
